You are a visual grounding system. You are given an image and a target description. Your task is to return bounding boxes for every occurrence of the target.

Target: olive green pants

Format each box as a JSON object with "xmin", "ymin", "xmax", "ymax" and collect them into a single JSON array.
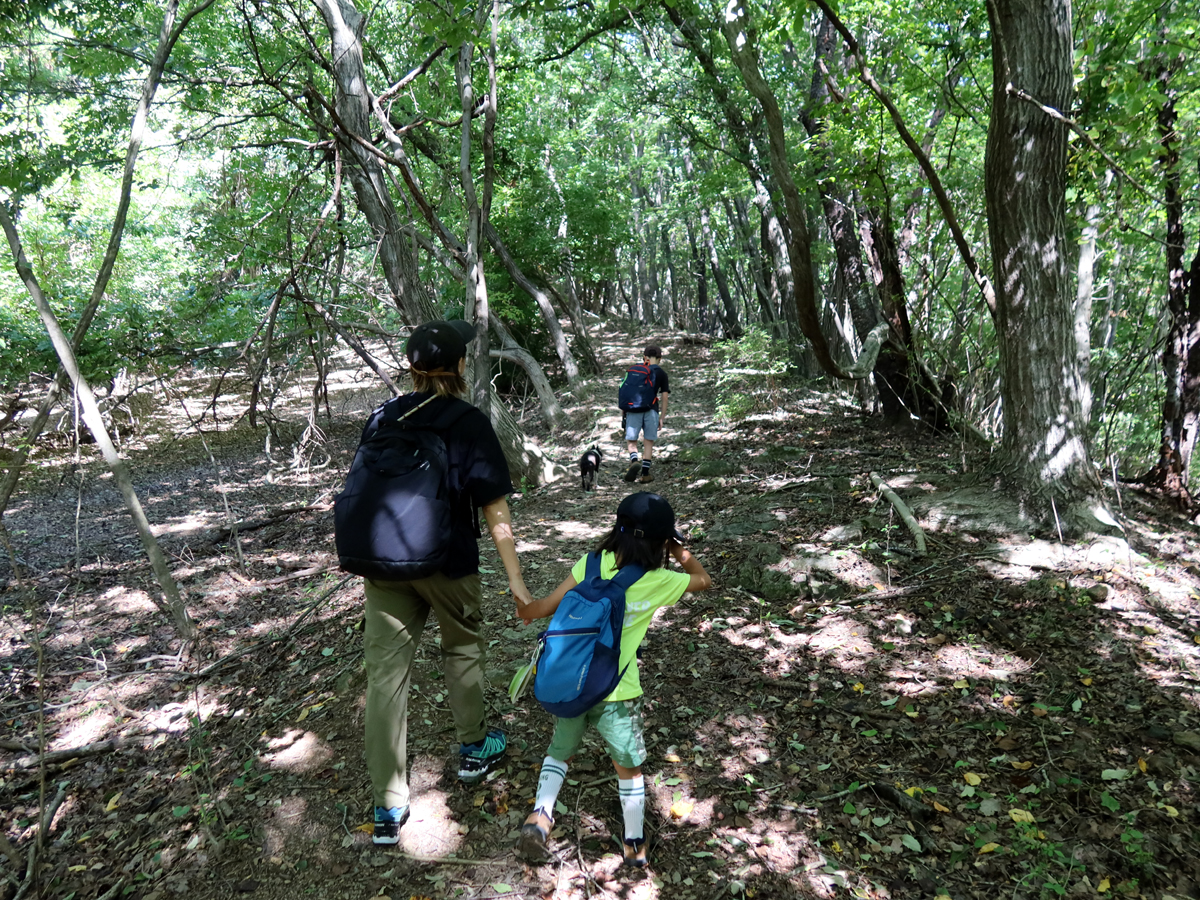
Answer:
[{"xmin": 363, "ymin": 572, "xmax": 486, "ymax": 809}]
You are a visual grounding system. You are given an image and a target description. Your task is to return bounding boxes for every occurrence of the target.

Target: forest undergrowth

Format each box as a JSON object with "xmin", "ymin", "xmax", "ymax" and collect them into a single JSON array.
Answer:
[{"xmin": 2, "ymin": 323, "xmax": 1199, "ymax": 900}]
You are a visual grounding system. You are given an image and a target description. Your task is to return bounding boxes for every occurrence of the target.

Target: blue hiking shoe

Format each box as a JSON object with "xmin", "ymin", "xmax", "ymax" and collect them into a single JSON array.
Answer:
[
  {"xmin": 372, "ymin": 805, "xmax": 409, "ymax": 845},
  {"xmin": 458, "ymin": 729, "xmax": 506, "ymax": 783}
]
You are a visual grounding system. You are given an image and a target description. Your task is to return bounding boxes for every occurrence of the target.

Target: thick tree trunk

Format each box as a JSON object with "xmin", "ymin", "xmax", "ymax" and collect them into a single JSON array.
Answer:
[
  {"xmin": 314, "ymin": 0, "xmax": 436, "ymax": 324},
  {"xmin": 722, "ymin": 5, "xmax": 855, "ymax": 377},
  {"xmin": 986, "ymin": 0, "xmax": 1112, "ymax": 531}
]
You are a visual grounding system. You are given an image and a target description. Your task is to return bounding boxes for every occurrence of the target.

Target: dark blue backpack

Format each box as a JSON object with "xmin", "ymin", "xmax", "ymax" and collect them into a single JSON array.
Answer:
[
  {"xmin": 533, "ymin": 552, "xmax": 646, "ymax": 718},
  {"xmin": 618, "ymin": 364, "xmax": 657, "ymax": 411},
  {"xmin": 334, "ymin": 396, "xmax": 470, "ymax": 580}
]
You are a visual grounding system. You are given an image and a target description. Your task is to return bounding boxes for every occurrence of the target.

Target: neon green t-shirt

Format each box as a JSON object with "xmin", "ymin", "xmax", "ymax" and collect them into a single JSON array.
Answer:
[{"xmin": 569, "ymin": 551, "xmax": 691, "ymax": 701}]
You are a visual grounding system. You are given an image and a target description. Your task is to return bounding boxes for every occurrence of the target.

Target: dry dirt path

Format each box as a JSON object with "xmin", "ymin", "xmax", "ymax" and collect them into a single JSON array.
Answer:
[{"xmin": 2, "ymin": 324, "xmax": 1200, "ymax": 900}]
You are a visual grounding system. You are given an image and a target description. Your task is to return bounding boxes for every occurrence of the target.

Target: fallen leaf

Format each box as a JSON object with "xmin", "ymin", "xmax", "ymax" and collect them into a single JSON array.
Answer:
[
  {"xmin": 1142, "ymin": 625, "xmax": 1159, "ymax": 635},
  {"xmin": 832, "ymin": 840, "xmax": 842, "ymax": 853},
  {"xmin": 1162, "ymin": 805, "xmax": 1179, "ymax": 817},
  {"xmin": 1080, "ymin": 677, "xmax": 1093, "ymax": 686},
  {"xmin": 1009, "ymin": 809, "xmax": 1035, "ymax": 824},
  {"xmin": 492, "ymin": 886, "xmax": 513, "ymax": 895},
  {"xmin": 901, "ymin": 834, "xmax": 921, "ymax": 852},
  {"xmin": 853, "ymin": 683, "xmax": 864, "ymax": 693},
  {"xmin": 1032, "ymin": 707, "xmax": 1048, "ymax": 717},
  {"xmin": 995, "ymin": 737, "xmax": 1019, "ymax": 751},
  {"xmin": 1137, "ymin": 758, "xmax": 1147, "ymax": 774},
  {"xmin": 903, "ymin": 786, "xmax": 921, "ymax": 797},
  {"xmin": 670, "ymin": 800, "xmax": 694, "ymax": 819},
  {"xmin": 1001, "ymin": 695, "xmax": 1018, "ymax": 708},
  {"xmin": 105, "ymin": 792, "xmax": 122, "ymax": 812},
  {"xmin": 1011, "ymin": 761, "xmax": 1032, "ymax": 770},
  {"xmin": 963, "ymin": 773, "xmax": 982, "ymax": 786},
  {"xmin": 69, "ymin": 865, "xmax": 87, "ymax": 873},
  {"xmin": 933, "ymin": 801, "xmax": 950, "ymax": 813},
  {"xmin": 928, "ymin": 634, "xmax": 947, "ymax": 645},
  {"xmin": 1097, "ymin": 877, "xmax": 1111, "ymax": 893},
  {"xmin": 953, "ymin": 678, "xmax": 969, "ymax": 689},
  {"xmin": 977, "ymin": 842, "xmax": 999, "ymax": 854},
  {"xmin": 355, "ymin": 822, "xmax": 374, "ymax": 833}
]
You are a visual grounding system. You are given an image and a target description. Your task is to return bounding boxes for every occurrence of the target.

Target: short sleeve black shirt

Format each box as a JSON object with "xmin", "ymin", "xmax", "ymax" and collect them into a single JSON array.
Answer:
[
  {"xmin": 359, "ymin": 392, "xmax": 513, "ymax": 579},
  {"xmin": 651, "ymin": 365, "xmax": 670, "ymax": 401}
]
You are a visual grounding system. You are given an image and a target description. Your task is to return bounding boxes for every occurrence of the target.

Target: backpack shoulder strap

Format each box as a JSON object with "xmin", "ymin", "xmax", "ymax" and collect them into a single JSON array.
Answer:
[
  {"xmin": 610, "ymin": 563, "xmax": 646, "ymax": 591},
  {"xmin": 583, "ymin": 551, "xmax": 602, "ymax": 582}
]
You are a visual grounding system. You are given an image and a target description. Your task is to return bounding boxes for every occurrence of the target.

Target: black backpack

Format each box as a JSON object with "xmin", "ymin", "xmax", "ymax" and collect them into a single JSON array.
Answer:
[
  {"xmin": 334, "ymin": 395, "xmax": 471, "ymax": 580},
  {"xmin": 618, "ymin": 364, "xmax": 657, "ymax": 411}
]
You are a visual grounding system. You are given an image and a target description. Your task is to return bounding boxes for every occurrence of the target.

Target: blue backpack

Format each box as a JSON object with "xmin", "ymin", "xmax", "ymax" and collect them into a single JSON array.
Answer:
[
  {"xmin": 618, "ymin": 364, "xmax": 658, "ymax": 411},
  {"xmin": 533, "ymin": 553, "xmax": 646, "ymax": 718}
]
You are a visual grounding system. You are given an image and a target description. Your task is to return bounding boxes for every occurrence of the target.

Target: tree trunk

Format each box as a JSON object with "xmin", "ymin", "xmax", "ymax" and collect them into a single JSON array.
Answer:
[
  {"xmin": 314, "ymin": 0, "xmax": 559, "ymax": 485},
  {"xmin": 722, "ymin": 5, "xmax": 855, "ymax": 377},
  {"xmin": 699, "ymin": 204, "xmax": 741, "ymax": 338},
  {"xmin": 986, "ymin": 0, "xmax": 1112, "ymax": 531},
  {"xmin": 456, "ymin": 40, "xmax": 492, "ymax": 414},
  {"xmin": 1141, "ymin": 19, "xmax": 1196, "ymax": 504},
  {"xmin": 313, "ymin": 0, "xmax": 436, "ymax": 324},
  {"xmin": 1, "ymin": 208, "xmax": 195, "ymax": 640},
  {"xmin": 489, "ymin": 313, "xmax": 567, "ymax": 429},
  {"xmin": 0, "ymin": 0, "xmax": 213, "ymax": 528},
  {"xmin": 686, "ymin": 219, "xmax": 710, "ymax": 333}
]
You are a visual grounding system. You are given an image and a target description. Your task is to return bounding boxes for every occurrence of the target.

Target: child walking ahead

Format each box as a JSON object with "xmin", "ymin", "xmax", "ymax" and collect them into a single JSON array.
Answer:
[{"xmin": 514, "ymin": 492, "xmax": 712, "ymax": 867}]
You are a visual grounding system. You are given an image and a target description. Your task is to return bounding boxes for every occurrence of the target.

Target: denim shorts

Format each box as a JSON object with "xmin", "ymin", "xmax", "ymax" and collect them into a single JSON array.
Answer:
[
  {"xmin": 624, "ymin": 409, "xmax": 659, "ymax": 442},
  {"xmin": 546, "ymin": 697, "xmax": 647, "ymax": 769}
]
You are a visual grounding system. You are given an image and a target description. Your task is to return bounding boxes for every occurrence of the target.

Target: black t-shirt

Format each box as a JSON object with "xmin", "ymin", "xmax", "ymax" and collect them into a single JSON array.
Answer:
[
  {"xmin": 359, "ymin": 392, "xmax": 513, "ymax": 579},
  {"xmin": 650, "ymin": 365, "xmax": 670, "ymax": 406}
]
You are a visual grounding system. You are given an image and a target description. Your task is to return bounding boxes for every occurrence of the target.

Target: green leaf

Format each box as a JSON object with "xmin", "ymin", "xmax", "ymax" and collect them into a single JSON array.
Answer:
[
  {"xmin": 321, "ymin": 647, "xmax": 334, "ymax": 657},
  {"xmin": 492, "ymin": 884, "xmax": 513, "ymax": 894},
  {"xmin": 901, "ymin": 834, "xmax": 921, "ymax": 852},
  {"xmin": 1100, "ymin": 791, "xmax": 1121, "ymax": 812},
  {"xmin": 172, "ymin": 806, "xmax": 191, "ymax": 818},
  {"xmin": 843, "ymin": 801, "xmax": 857, "ymax": 814}
]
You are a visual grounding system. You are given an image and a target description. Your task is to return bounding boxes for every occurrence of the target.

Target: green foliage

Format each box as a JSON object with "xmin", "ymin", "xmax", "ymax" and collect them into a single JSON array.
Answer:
[{"xmin": 713, "ymin": 326, "xmax": 790, "ymax": 422}]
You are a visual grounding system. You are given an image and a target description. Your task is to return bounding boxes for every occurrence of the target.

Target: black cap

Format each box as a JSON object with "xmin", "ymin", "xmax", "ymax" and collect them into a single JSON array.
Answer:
[
  {"xmin": 616, "ymin": 492, "xmax": 685, "ymax": 542},
  {"xmin": 406, "ymin": 320, "xmax": 476, "ymax": 373}
]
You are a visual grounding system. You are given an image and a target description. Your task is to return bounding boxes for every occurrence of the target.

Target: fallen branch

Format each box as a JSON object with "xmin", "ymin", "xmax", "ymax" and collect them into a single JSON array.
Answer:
[
  {"xmin": 3, "ymin": 739, "xmax": 124, "ymax": 772},
  {"xmin": 869, "ymin": 472, "xmax": 926, "ymax": 556}
]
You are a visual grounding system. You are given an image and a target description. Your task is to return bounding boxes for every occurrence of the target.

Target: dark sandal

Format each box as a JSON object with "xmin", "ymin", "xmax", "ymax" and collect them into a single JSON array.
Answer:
[
  {"xmin": 622, "ymin": 836, "xmax": 649, "ymax": 868},
  {"xmin": 516, "ymin": 812, "xmax": 553, "ymax": 863}
]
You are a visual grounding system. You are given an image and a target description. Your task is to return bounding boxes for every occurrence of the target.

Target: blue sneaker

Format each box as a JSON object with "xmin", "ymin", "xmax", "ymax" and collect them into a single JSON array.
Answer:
[
  {"xmin": 458, "ymin": 729, "xmax": 506, "ymax": 783},
  {"xmin": 372, "ymin": 805, "xmax": 409, "ymax": 845}
]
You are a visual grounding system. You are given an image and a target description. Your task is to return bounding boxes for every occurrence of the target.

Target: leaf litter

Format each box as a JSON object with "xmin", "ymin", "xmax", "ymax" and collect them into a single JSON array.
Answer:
[{"xmin": 0, "ymin": 322, "xmax": 1198, "ymax": 900}]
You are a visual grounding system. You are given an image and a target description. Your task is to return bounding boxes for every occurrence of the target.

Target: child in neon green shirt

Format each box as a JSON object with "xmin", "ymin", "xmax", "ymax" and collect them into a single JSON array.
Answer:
[{"xmin": 514, "ymin": 492, "xmax": 712, "ymax": 868}]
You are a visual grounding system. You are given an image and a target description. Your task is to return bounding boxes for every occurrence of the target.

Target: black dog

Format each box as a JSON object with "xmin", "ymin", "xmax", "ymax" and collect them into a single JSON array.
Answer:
[{"xmin": 579, "ymin": 447, "xmax": 603, "ymax": 491}]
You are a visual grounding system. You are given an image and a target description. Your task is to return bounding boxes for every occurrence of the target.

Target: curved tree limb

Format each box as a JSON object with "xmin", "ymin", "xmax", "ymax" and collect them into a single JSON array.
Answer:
[
  {"xmin": 869, "ymin": 471, "xmax": 927, "ymax": 556},
  {"xmin": 808, "ymin": 0, "xmax": 997, "ymax": 316},
  {"xmin": 0, "ymin": 0, "xmax": 215, "ymax": 531},
  {"xmin": 0, "ymin": 207, "xmax": 196, "ymax": 640}
]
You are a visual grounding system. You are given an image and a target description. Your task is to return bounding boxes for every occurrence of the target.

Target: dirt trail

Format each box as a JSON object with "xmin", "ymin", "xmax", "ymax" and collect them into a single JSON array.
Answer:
[{"xmin": 2, "ymin": 324, "xmax": 1199, "ymax": 900}]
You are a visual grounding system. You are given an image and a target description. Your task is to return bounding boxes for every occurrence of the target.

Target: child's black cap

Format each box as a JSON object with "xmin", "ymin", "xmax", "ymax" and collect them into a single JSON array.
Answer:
[
  {"xmin": 616, "ymin": 492, "xmax": 685, "ymax": 542},
  {"xmin": 406, "ymin": 320, "xmax": 476, "ymax": 373}
]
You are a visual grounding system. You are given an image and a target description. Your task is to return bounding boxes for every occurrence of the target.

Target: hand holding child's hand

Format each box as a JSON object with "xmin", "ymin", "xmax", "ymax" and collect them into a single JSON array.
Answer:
[{"xmin": 519, "ymin": 598, "xmax": 549, "ymax": 626}]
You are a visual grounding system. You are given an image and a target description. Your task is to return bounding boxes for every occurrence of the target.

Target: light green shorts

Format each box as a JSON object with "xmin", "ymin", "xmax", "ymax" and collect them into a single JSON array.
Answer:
[{"xmin": 547, "ymin": 697, "xmax": 647, "ymax": 769}]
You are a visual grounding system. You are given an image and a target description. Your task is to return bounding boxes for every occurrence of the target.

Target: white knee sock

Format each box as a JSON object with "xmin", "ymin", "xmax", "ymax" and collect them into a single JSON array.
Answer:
[
  {"xmin": 618, "ymin": 775, "xmax": 645, "ymax": 843},
  {"xmin": 534, "ymin": 756, "xmax": 568, "ymax": 817}
]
